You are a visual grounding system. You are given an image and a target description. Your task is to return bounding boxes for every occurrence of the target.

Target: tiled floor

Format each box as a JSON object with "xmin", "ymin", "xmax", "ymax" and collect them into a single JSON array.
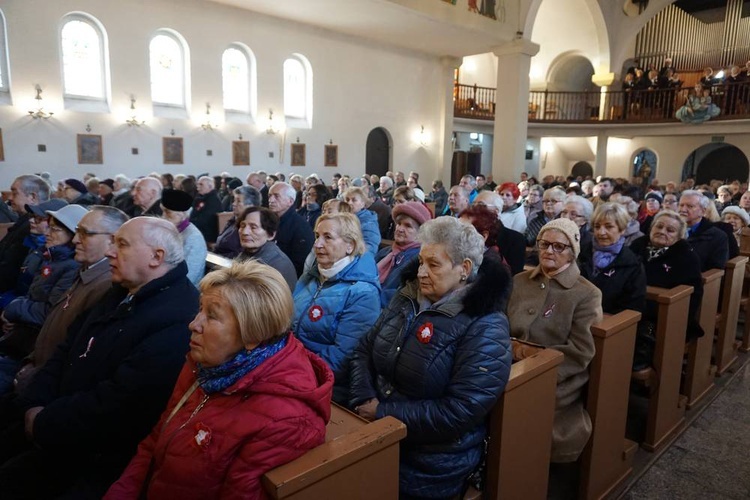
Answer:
[{"xmin": 620, "ymin": 356, "xmax": 750, "ymax": 499}]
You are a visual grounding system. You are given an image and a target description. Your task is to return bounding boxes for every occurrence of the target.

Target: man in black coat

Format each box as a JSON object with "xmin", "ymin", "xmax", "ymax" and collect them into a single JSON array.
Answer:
[
  {"xmin": 269, "ymin": 182, "xmax": 314, "ymax": 276},
  {"xmin": 680, "ymin": 190, "xmax": 729, "ymax": 271},
  {"xmin": 0, "ymin": 175, "xmax": 50, "ymax": 293},
  {"xmin": 0, "ymin": 217, "xmax": 199, "ymax": 498},
  {"xmin": 131, "ymin": 177, "xmax": 163, "ymax": 217},
  {"xmin": 189, "ymin": 176, "xmax": 223, "ymax": 243}
]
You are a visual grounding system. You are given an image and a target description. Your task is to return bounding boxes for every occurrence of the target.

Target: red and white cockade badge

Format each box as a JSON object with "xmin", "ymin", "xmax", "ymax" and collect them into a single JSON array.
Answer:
[
  {"xmin": 41, "ymin": 266, "xmax": 52, "ymax": 278},
  {"xmin": 308, "ymin": 305, "xmax": 324, "ymax": 322},
  {"xmin": 194, "ymin": 423, "xmax": 212, "ymax": 450},
  {"xmin": 543, "ymin": 303, "xmax": 555, "ymax": 318},
  {"xmin": 417, "ymin": 322, "xmax": 434, "ymax": 344},
  {"xmin": 197, "ymin": 201, "xmax": 205, "ymax": 211}
]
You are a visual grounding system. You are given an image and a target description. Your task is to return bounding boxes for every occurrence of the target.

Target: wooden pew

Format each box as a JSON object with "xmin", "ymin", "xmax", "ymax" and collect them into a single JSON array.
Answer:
[
  {"xmin": 737, "ymin": 233, "xmax": 750, "ymax": 352},
  {"xmin": 714, "ymin": 256, "xmax": 747, "ymax": 375},
  {"xmin": 205, "ymin": 251, "xmax": 233, "ymax": 271},
  {"xmin": 425, "ymin": 202, "xmax": 436, "ymax": 218},
  {"xmin": 482, "ymin": 343, "xmax": 563, "ymax": 500},
  {"xmin": 579, "ymin": 309, "xmax": 641, "ymax": 500},
  {"xmin": 217, "ymin": 211, "xmax": 234, "ymax": 235},
  {"xmin": 683, "ymin": 269, "xmax": 722, "ymax": 408},
  {"xmin": 263, "ymin": 405, "xmax": 407, "ymax": 499},
  {"xmin": 639, "ymin": 285, "xmax": 693, "ymax": 451}
]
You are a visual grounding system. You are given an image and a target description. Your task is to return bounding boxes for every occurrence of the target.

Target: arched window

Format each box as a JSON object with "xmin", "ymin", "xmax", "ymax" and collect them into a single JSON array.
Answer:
[
  {"xmin": 0, "ymin": 9, "xmax": 9, "ymax": 104},
  {"xmin": 60, "ymin": 13, "xmax": 110, "ymax": 110},
  {"xmin": 222, "ymin": 43, "xmax": 256, "ymax": 122},
  {"xmin": 283, "ymin": 53, "xmax": 313, "ymax": 128},
  {"xmin": 149, "ymin": 29, "xmax": 190, "ymax": 117}
]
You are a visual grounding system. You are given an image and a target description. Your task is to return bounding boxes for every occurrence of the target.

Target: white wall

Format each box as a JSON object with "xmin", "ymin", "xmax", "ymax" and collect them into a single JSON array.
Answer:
[
  {"xmin": 0, "ymin": 0, "xmax": 447, "ymax": 187},
  {"xmin": 459, "ymin": 53, "xmax": 497, "ymax": 88}
]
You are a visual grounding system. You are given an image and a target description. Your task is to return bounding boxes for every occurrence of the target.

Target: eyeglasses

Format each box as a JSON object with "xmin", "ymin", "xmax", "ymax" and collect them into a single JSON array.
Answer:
[
  {"xmin": 560, "ymin": 210, "xmax": 584, "ymax": 219},
  {"xmin": 537, "ymin": 240, "xmax": 572, "ymax": 254},
  {"xmin": 48, "ymin": 224, "xmax": 67, "ymax": 234},
  {"xmin": 75, "ymin": 226, "xmax": 113, "ymax": 239},
  {"xmin": 542, "ymin": 199, "xmax": 562, "ymax": 205}
]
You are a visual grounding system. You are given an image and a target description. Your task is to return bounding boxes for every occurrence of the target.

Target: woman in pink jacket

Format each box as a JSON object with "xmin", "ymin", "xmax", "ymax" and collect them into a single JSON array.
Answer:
[{"xmin": 106, "ymin": 261, "xmax": 334, "ymax": 499}]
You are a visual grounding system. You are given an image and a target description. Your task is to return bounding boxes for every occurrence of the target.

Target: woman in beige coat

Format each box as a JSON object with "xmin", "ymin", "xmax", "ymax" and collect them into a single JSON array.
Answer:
[{"xmin": 507, "ymin": 218, "xmax": 602, "ymax": 466}]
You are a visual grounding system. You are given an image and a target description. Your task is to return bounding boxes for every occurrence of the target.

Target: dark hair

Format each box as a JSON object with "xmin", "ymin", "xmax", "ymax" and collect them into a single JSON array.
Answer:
[
  {"xmin": 460, "ymin": 205, "xmax": 500, "ymax": 245},
  {"xmin": 180, "ymin": 177, "xmax": 198, "ymax": 199},
  {"xmin": 238, "ymin": 206, "xmax": 280, "ymax": 236},
  {"xmin": 393, "ymin": 186, "xmax": 418, "ymax": 202},
  {"xmin": 307, "ymin": 184, "xmax": 333, "ymax": 204}
]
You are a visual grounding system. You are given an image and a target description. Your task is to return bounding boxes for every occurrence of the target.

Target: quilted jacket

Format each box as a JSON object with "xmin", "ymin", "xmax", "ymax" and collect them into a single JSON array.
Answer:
[{"xmin": 349, "ymin": 255, "xmax": 512, "ymax": 498}]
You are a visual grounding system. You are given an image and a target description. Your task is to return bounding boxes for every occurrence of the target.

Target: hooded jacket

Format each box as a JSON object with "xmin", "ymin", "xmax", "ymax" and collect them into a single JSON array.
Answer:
[
  {"xmin": 293, "ymin": 254, "xmax": 380, "ymax": 403},
  {"xmin": 105, "ymin": 335, "xmax": 333, "ymax": 500},
  {"xmin": 349, "ymin": 254, "xmax": 512, "ymax": 498}
]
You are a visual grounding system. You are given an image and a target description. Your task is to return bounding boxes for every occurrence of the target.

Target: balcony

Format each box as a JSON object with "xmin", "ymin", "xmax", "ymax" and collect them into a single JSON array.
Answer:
[{"xmin": 454, "ymin": 81, "xmax": 750, "ymax": 124}]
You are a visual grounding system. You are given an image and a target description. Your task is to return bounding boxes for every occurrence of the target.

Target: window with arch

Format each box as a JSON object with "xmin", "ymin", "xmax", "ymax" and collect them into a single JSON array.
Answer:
[
  {"xmin": 283, "ymin": 54, "xmax": 313, "ymax": 128},
  {"xmin": 222, "ymin": 44, "xmax": 256, "ymax": 121},
  {"xmin": 60, "ymin": 13, "xmax": 110, "ymax": 109},
  {"xmin": 0, "ymin": 9, "xmax": 9, "ymax": 103},
  {"xmin": 149, "ymin": 30, "xmax": 190, "ymax": 116}
]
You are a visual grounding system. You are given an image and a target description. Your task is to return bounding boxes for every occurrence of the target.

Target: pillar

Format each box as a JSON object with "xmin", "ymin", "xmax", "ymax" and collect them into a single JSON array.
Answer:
[
  {"xmin": 439, "ymin": 56, "xmax": 462, "ymax": 186},
  {"xmin": 595, "ymin": 132, "xmax": 608, "ymax": 179},
  {"xmin": 491, "ymin": 38, "xmax": 539, "ymax": 183}
]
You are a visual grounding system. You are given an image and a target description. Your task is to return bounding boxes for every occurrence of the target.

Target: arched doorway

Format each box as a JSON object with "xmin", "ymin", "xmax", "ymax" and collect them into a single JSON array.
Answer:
[
  {"xmin": 571, "ymin": 161, "xmax": 593, "ymax": 179},
  {"xmin": 682, "ymin": 143, "xmax": 749, "ymax": 184},
  {"xmin": 366, "ymin": 127, "xmax": 391, "ymax": 178},
  {"xmin": 632, "ymin": 149, "xmax": 657, "ymax": 187}
]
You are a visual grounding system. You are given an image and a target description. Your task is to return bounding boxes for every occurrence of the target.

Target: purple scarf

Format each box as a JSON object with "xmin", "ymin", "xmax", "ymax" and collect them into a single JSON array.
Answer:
[
  {"xmin": 592, "ymin": 236, "xmax": 625, "ymax": 272},
  {"xmin": 377, "ymin": 241, "xmax": 420, "ymax": 283}
]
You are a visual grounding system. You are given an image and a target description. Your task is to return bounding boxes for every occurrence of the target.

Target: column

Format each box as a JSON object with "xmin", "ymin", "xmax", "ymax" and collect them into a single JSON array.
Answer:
[
  {"xmin": 439, "ymin": 56, "xmax": 462, "ymax": 186},
  {"xmin": 491, "ymin": 38, "xmax": 539, "ymax": 182},
  {"xmin": 595, "ymin": 132, "xmax": 608, "ymax": 179}
]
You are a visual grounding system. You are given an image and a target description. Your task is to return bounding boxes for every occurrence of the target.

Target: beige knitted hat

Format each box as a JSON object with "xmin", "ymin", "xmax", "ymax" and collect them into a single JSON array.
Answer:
[{"xmin": 537, "ymin": 218, "xmax": 581, "ymax": 258}]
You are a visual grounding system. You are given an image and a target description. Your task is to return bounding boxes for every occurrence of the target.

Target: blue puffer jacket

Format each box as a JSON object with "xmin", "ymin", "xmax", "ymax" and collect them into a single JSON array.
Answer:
[
  {"xmin": 356, "ymin": 209, "xmax": 381, "ymax": 256},
  {"xmin": 350, "ymin": 254, "xmax": 512, "ymax": 498},
  {"xmin": 375, "ymin": 244, "xmax": 420, "ymax": 308},
  {"xmin": 293, "ymin": 253, "xmax": 381, "ymax": 403}
]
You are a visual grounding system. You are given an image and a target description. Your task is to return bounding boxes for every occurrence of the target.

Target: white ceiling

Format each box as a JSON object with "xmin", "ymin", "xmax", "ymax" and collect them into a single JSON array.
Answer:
[{"xmin": 206, "ymin": 0, "xmax": 515, "ymax": 58}]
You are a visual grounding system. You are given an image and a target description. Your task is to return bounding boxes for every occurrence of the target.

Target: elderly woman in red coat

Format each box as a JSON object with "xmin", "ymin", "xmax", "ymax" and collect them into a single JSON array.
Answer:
[{"xmin": 105, "ymin": 261, "xmax": 333, "ymax": 499}]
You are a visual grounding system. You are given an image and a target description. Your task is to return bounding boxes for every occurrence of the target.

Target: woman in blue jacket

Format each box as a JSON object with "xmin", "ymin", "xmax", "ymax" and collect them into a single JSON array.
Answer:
[
  {"xmin": 350, "ymin": 217, "xmax": 512, "ymax": 499},
  {"xmin": 293, "ymin": 212, "xmax": 381, "ymax": 403},
  {"xmin": 342, "ymin": 187, "xmax": 381, "ymax": 255}
]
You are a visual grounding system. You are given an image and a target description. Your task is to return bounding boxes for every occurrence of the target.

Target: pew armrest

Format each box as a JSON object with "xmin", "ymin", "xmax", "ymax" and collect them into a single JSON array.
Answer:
[
  {"xmin": 646, "ymin": 284, "xmax": 693, "ymax": 304},
  {"xmin": 206, "ymin": 251, "xmax": 233, "ymax": 270}
]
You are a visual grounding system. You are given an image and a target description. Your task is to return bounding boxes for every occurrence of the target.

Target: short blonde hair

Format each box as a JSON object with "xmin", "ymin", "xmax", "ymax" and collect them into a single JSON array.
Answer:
[
  {"xmin": 343, "ymin": 187, "xmax": 368, "ymax": 203},
  {"xmin": 592, "ymin": 202, "xmax": 630, "ymax": 232},
  {"xmin": 610, "ymin": 194, "xmax": 639, "ymax": 219},
  {"xmin": 651, "ymin": 210, "xmax": 687, "ymax": 240},
  {"xmin": 199, "ymin": 261, "xmax": 293, "ymax": 344},
  {"xmin": 315, "ymin": 213, "xmax": 365, "ymax": 256},
  {"xmin": 321, "ymin": 199, "xmax": 352, "ymax": 214}
]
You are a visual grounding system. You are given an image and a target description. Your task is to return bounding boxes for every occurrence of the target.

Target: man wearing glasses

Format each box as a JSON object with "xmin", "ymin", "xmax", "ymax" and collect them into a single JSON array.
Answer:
[
  {"xmin": 9, "ymin": 206, "xmax": 129, "ymax": 393},
  {"xmin": 559, "ymin": 195, "xmax": 594, "ymax": 251}
]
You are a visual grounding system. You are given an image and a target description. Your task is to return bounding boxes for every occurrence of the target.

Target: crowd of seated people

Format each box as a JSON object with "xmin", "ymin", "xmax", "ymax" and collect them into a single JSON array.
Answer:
[{"xmin": 0, "ymin": 167, "xmax": 748, "ymax": 498}]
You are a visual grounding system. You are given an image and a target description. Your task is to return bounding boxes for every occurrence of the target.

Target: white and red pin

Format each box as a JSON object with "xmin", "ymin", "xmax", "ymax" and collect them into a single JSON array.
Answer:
[
  {"xmin": 194, "ymin": 423, "xmax": 212, "ymax": 449},
  {"xmin": 308, "ymin": 305, "xmax": 324, "ymax": 322},
  {"xmin": 543, "ymin": 303, "xmax": 555, "ymax": 318},
  {"xmin": 197, "ymin": 201, "xmax": 205, "ymax": 211},
  {"xmin": 417, "ymin": 322, "xmax": 434, "ymax": 344},
  {"xmin": 41, "ymin": 266, "xmax": 52, "ymax": 278}
]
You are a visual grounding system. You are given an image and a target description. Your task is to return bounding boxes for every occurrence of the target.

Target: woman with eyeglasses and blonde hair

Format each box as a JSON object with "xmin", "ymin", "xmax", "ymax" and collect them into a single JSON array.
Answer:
[{"xmin": 508, "ymin": 218, "xmax": 602, "ymax": 474}]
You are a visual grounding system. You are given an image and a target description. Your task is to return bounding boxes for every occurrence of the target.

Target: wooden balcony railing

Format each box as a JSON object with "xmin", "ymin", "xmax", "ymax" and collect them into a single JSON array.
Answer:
[{"xmin": 454, "ymin": 81, "xmax": 750, "ymax": 124}]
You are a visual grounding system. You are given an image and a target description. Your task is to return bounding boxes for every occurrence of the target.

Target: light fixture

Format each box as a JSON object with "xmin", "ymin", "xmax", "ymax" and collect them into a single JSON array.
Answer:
[
  {"xmin": 125, "ymin": 96, "xmax": 145, "ymax": 127},
  {"xmin": 28, "ymin": 85, "xmax": 53, "ymax": 120},
  {"xmin": 265, "ymin": 109, "xmax": 285, "ymax": 135},
  {"xmin": 201, "ymin": 103, "xmax": 217, "ymax": 131},
  {"xmin": 416, "ymin": 125, "xmax": 429, "ymax": 147}
]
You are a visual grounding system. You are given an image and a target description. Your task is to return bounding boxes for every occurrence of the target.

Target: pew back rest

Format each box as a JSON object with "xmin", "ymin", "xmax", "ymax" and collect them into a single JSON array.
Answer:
[
  {"xmin": 262, "ymin": 405, "xmax": 406, "ymax": 499},
  {"xmin": 217, "ymin": 211, "xmax": 234, "ymax": 234}
]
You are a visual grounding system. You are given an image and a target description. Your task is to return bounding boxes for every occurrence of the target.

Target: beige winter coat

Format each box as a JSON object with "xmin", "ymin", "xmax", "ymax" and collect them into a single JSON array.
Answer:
[{"xmin": 507, "ymin": 263, "xmax": 602, "ymax": 462}]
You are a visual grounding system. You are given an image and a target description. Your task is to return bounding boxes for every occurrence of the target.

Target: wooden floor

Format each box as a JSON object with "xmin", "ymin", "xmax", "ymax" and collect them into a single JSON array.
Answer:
[{"xmin": 614, "ymin": 323, "xmax": 750, "ymax": 499}]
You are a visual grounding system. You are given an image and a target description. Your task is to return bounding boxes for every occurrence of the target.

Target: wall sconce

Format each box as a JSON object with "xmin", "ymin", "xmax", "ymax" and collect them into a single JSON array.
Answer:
[
  {"xmin": 414, "ymin": 125, "xmax": 429, "ymax": 147},
  {"xmin": 201, "ymin": 103, "xmax": 218, "ymax": 131},
  {"xmin": 125, "ymin": 96, "xmax": 145, "ymax": 127},
  {"xmin": 28, "ymin": 85, "xmax": 53, "ymax": 120},
  {"xmin": 265, "ymin": 109, "xmax": 285, "ymax": 135}
]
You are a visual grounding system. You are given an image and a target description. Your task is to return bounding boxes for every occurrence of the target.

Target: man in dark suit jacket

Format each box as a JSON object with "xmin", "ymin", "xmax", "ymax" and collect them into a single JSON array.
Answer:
[
  {"xmin": 189, "ymin": 176, "xmax": 223, "ymax": 243},
  {"xmin": 268, "ymin": 182, "xmax": 314, "ymax": 276},
  {"xmin": 0, "ymin": 175, "xmax": 50, "ymax": 293},
  {"xmin": 680, "ymin": 191, "xmax": 729, "ymax": 271}
]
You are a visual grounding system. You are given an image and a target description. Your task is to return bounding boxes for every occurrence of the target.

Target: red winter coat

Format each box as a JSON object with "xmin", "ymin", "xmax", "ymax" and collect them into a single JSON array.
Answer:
[{"xmin": 105, "ymin": 334, "xmax": 333, "ymax": 500}]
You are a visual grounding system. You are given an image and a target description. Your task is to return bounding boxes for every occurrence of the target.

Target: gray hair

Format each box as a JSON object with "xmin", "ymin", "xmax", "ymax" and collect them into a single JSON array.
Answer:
[
  {"xmin": 234, "ymin": 185, "xmax": 261, "ymax": 207},
  {"xmin": 198, "ymin": 176, "xmax": 215, "ymax": 189},
  {"xmin": 680, "ymin": 190, "xmax": 710, "ymax": 210},
  {"xmin": 89, "ymin": 205, "xmax": 129, "ymax": 233},
  {"xmin": 15, "ymin": 175, "xmax": 50, "ymax": 202},
  {"xmin": 473, "ymin": 191, "xmax": 503, "ymax": 215},
  {"xmin": 272, "ymin": 182, "xmax": 297, "ymax": 203},
  {"xmin": 139, "ymin": 217, "xmax": 184, "ymax": 267},
  {"xmin": 460, "ymin": 174, "xmax": 477, "ymax": 189},
  {"xmin": 565, "ymin": 195, "xmax": 594, "ymax": 221},
  {"xmin": 289, "ymin": 174, "xmax": 303, "ymax": 184},
  {"xmin": 652, "ymin": 210, "xmax": 687, "ymax": 240},
  {"xmin": 379, "ymin": 176, "xmax": 394, "ymax": 188},
  {"xmin": 418, "ymin": 216, "xmax": 484, "ymax": 278},
  {"xmin": 138, "ymin": 177, "xmax": 163, "ymax": 197},
  {"xmin": 529, "ymin": 184, "xmax": 545, "ymax": 196}
]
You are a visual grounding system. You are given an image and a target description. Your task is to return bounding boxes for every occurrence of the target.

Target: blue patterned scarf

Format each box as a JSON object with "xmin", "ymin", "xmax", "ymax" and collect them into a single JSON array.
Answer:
[
  {"xmin": 196, "ymin": 334, "xmax": 288, "ymax": 394},
  {"xmin": 592, "ymin": 236, "xmax": 625, "ymax": 273}
]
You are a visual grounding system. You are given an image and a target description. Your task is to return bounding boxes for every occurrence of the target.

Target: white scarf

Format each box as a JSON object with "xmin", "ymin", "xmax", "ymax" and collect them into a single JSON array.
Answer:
[{"xmin": 318, "ymin": 255, "xmax": 354, "ymax": 281}]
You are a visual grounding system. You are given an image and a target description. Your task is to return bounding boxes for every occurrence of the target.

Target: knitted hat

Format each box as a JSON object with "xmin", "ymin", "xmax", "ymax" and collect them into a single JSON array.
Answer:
[
  {"xmin": 537, "ymin": 218, "xmax": 581, "ymax": 258},
  {"xmin": 46, "ymin": 204, "xmax": 89, "ymax": 234},
  {"xmin": 227, "ymin": 177, "xmax": 242, "ymax": 190},
  {"xmin": 392, "ymin": 201, "xmax": 432, "ymax": 226},
  {"xmin": 645, "ymin": 191, "xmax": 663, "ymax": 204},
  {"xmin": 101, "ymin": 178, "xmax": 115, "ymax": 190},
  {"xmin": 161, "ymin": 189, "xmax": 194, "ymax": 212},
  {"xmin": 722, "ymin": 205, "xmax": 750, "ymax": 226},
  {"xmin": 25, "ymin": 198, "xmax": 68, "ymax": 217},
  {"xmin": 64, "ymin": 178, "xmax": 87, "ymax": 195}
]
